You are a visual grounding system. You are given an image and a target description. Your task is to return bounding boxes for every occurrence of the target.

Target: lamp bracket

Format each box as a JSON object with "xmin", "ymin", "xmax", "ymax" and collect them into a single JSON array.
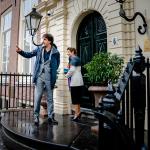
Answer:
[
  {"xmin": 116, "ymin": 0, "xmax": 147, "ymax": 34},
  {"xmin": 32, "ymin": 36, "xmax": 43, "ymax": 47},
  {"xmin": 116, "ymin": 0, "xmax": 125, "ymax": 3}
]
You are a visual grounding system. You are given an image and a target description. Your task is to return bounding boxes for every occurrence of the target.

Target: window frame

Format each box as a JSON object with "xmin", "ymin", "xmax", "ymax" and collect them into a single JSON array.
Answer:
[
  {"xmin": 0, "ymin": 9, "xmax": 12, "ymax": 73},
  {"xmin": 18, "ymin": 0, "xmax": 38, "ymax": 74}
]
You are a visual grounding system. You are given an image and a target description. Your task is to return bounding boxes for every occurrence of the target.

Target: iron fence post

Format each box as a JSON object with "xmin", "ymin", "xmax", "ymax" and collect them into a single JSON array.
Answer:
[{"xmin": 132, "ymin": 46, "xmax": 146, "ymax": 150}]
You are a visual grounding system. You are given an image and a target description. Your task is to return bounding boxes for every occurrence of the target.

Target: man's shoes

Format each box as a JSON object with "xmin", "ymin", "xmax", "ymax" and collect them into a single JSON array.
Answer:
[
  {"xmin": 48, "ymin": 118, "xmax": 58, "ymax": 125},
  {"xmin": 34, "ymin": 117, "xmax": 39, "ymax": 125}
]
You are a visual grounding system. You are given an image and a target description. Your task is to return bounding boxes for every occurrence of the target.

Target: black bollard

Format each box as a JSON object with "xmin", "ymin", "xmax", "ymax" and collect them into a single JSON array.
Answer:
[
  {"xmin": 95, "ymin": 82, "xmax": 120, "ymax": 150},
  {"xmin": 132, "ymin": 46, "xmax": 147, "ymax": 150},
  {"xmin": 101, "ymin": 81, "xmax": 119, "ymax": 114}
]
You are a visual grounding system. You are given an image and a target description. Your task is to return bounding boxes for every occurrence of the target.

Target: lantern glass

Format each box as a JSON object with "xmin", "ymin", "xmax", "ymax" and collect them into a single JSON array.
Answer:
[
  {"xmin": 25, "ymin": 14, "xmax": 30, "ymax": 30},
  {"xmin": 25, "ymin": 8, "xmax": 42, "ymax": 36},
  {"xmin": 30, "ymin": 15, "xmax": 41, "ymax": 31}
]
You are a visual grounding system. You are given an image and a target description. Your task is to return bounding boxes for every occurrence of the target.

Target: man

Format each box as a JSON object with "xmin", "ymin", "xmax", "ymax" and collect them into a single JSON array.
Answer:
[{"xmin": 16, "ymin": 33, "xmax": 60, "ymax": 125}]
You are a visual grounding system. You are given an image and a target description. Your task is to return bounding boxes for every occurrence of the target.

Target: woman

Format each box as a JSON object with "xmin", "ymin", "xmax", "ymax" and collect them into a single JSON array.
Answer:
[{"xmin": 65, "ymin": 47, "xmax": 84, "ymax": 121}]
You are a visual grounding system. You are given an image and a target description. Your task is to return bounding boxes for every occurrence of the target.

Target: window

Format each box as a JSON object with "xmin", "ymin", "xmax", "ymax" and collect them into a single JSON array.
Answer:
[
  {"xmin": 21, "ymin": 0, "xmax": 38, "ymax": 74},
  {"xmin": 1, "ymin": 10, "xmax": 12, "ymax": 73}
]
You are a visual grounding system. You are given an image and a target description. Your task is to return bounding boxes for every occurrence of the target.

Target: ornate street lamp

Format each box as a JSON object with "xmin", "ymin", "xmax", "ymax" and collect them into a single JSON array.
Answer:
[
  {"xmin": 25, "ymin": 7, "xmax": 43, "ymax": 46},
  {"xmin": 115, "ymin": 0, "xmax": 147, "ymax": 34}
]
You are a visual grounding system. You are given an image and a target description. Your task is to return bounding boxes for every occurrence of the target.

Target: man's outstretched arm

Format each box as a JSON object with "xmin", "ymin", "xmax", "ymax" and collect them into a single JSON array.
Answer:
[{"xmin": 16, "ymin": 45, "xmax": 38, "ymax": 58}]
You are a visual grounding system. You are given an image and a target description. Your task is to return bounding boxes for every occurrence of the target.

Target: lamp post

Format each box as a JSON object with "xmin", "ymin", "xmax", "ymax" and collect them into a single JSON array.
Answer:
[
  {"xmin": 25, "ymin": 7, "xmax": 43, "ymax": 46},
  {"xmin": 115, "ymin": 0, "xmax": 147, "ymax": 35}
]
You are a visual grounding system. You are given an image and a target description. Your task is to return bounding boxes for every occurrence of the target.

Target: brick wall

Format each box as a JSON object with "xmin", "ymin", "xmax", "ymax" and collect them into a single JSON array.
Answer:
[{"xmin": 0, "ymin": 0, "xmax": 21, "ymax": 73}]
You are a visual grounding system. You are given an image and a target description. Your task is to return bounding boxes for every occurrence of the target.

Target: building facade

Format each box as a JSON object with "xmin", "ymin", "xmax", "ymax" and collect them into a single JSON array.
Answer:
[{"xmin": 0, "ymin": 0, "xmax": 150, "ymax": 115}]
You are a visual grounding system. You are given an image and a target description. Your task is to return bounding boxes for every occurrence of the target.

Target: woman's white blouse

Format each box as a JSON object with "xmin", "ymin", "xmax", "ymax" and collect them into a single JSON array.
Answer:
[{"xmin": 65, "ymin": 65, "xmax": 84, "ymax": 87}]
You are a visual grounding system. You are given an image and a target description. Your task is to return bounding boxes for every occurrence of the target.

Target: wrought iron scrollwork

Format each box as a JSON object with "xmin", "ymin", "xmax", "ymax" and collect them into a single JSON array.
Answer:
[
  {"xmin": 116, "ymin": 0, "xmax": 147, "ymax": 34},
  {"xmin": 115, "ymin": 0, "xmax": 125, "ymax": 3}
]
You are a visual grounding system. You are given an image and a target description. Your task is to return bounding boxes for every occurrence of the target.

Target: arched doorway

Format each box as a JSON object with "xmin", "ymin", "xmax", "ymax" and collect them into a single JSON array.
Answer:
[{"xmin": 77, "ymin": 11, "xmax": 107, "ymax": 108}]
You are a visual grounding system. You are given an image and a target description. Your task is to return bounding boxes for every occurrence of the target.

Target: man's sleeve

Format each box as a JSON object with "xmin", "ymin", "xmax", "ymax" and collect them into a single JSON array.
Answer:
[
  {"xmin": 57, "ymin": 52, "xmax": 60, "ymax": 69},
  {"xmin": 18, "ymin": 47, "xmax": 39, "ymax": 58}
]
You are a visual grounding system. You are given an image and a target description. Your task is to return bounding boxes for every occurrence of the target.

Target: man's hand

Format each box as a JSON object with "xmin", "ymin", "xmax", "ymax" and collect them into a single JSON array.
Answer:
[{"xmin": 16, "ymin": 45, "xmax": 22, "ymax": 53}]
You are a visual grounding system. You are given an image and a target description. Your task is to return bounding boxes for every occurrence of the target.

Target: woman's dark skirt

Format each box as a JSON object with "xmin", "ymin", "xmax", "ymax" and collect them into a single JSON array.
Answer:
[{"xmin": 70, "ymin": 86, "xmax": 83, "ymax": 104}]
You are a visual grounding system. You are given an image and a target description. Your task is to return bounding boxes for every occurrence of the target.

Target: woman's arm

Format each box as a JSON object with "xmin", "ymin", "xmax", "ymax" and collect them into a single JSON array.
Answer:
[{"xmin": 65, "ymin": 65, "xmax": 76, "ymax": 78}]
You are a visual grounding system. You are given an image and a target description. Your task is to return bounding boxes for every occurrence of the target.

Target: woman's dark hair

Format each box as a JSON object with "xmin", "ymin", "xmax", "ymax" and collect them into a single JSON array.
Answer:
[{"xmin": 67, "ymin": 47, "xmax": 77, "ymax": 55}]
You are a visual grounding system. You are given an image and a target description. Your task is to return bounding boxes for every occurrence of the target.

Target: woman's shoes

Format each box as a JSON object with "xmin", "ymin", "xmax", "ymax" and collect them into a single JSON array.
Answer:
[
  {"xmin": 72, "ymin": 113, "xmax": 81, "ymax": 122},
  {"xmin": 72, "ymin": 116, "xmax": 80, "ymax": 121}
]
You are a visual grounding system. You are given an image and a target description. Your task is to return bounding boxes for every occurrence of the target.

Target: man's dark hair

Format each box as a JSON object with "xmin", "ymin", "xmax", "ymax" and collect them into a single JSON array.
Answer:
[{"xmin": 42, "ymin": 33, "xmax": 54, "ymax": 45}]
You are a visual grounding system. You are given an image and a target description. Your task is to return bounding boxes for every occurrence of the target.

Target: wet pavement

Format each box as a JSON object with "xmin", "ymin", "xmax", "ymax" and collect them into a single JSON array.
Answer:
[
  {"xmin": 0, "ymin": 110, "xmax": 99, "ymax": 150},
  {"xmin": 0, "ymin": 110, "xmax": 148, "ymax": 150},
  {"xmin": 0, "ymin": 125, "xmax": 8, "ymax": 150}
]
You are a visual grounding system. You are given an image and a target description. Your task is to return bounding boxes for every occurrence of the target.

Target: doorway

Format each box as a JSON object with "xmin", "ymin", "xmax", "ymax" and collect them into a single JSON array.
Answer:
[{"xmin": 77, "ymin": 11, "xmax": 107, "ymax": 108}]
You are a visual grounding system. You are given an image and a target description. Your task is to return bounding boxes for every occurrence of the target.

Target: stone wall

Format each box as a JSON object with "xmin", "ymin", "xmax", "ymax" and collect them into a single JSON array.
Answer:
[{"xmin": 38, "ymin": 0, "xmax": 136, "ymax": 114}]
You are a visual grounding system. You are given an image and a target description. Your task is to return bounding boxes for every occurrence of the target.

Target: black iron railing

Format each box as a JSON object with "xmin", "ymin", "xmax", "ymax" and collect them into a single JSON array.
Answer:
[
  {"xmin": 0, "ymin": 73, "xmax": 34, "ymax": 110},
  {"xmin": 94, "ymin": 47, "xmax": 149, "ymax": 150}
]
